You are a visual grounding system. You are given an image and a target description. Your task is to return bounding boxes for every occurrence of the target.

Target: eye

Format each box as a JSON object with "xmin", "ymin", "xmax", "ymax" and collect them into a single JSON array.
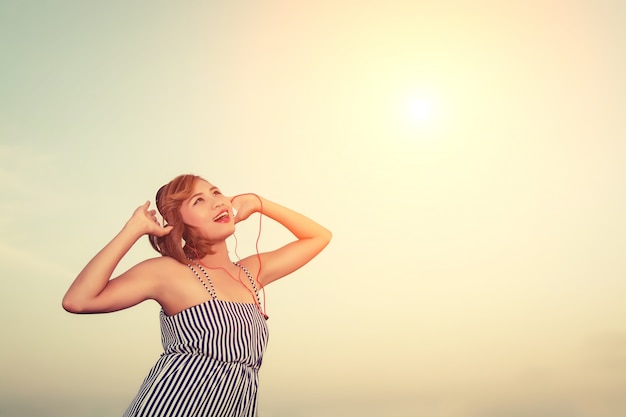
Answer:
[
  {"xmin": 193, "ymin": 197, "xmax": 204, "ymax": 206},
  {"xmin": 212, "ymin": 190, "xmax": 222, "ymax": 196}
]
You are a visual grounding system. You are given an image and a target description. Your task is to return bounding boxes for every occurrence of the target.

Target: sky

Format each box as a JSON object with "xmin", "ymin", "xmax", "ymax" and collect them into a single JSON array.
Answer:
[{"xmin": 1, "ymin": 1, "xmax": 625, "ymax": 416}]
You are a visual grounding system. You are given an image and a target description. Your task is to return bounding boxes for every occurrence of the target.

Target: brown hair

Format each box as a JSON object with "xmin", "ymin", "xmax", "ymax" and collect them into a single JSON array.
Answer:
[{"xmin": 149, "ymin": 174, "xmax": 215, "ymax": 264}]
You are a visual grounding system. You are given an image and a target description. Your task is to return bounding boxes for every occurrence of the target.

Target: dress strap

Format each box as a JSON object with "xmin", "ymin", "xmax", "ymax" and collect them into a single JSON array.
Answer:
[
  {"xmin": 186, "ymin": 263, "xmax": 217, "ymax": 300},
  {"xmin": 234, "ymin": 262, "xmax": 264, "ymax": 313}
]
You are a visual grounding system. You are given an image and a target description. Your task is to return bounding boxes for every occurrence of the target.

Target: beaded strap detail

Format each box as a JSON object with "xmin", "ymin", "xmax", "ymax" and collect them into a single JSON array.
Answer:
[
  {"xmin": 233, "ymin": 262, "xmax": 264, "ymax": 309},
  {"xmin": 187, "ymin": 261, "xmax": 263, "ymax": 312},
  {"xmin": 186, "ymin": 263, "xmax": 217, "ymax": 300}
]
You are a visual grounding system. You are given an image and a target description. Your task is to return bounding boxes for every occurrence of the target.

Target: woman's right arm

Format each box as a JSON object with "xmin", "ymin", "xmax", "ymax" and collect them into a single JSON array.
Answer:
[{"xmin": 62, "ymin": 201, "xmax": 173, "ymax": 314}]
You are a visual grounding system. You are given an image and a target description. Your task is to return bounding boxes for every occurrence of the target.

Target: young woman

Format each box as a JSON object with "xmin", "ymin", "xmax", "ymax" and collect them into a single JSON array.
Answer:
[{"xmin": 62, "ymin": 174, "xmax": 332, "ymax": 417}]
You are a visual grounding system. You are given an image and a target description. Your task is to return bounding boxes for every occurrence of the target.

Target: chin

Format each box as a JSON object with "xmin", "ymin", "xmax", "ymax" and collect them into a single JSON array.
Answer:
[{"xmin": 209, "ymin": 228, "xmax": 236, "ymax": 242}]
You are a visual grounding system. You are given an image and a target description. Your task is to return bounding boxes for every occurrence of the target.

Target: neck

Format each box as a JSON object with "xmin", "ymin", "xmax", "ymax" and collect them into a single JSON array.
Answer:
[{"xmin": 196, "ymin": 241, "xmax": 233, "ymax": 266}]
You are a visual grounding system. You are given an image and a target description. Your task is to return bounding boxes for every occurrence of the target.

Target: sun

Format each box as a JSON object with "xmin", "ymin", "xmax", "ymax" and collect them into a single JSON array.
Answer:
[
  {"xmin": 408, "ymin": 98, "xmax": 434, "ymax": 122},
  {"xmin": 391, "ymin": 89, "xmax": 443, "ymax": 136}
]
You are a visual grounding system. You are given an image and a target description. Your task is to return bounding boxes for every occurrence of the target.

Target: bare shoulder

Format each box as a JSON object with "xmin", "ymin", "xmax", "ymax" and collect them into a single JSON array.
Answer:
[
  {"xmin": 129, "ymin": 256, "xmax": 191, "ymax": 301},
  {"xmin": 140, "ymin": 257, "xmax": 213, "ymax": 314},
  {"xmin": 128, "ymin": 256, "xmax": 189, "ymax": 281},
  {"xmin": 237, "ymin": 256, "xmax": 261, "ymax": 273},
  {"xmin": 140, "ymin": 255, "xmax": 186, "ymax": 268}
]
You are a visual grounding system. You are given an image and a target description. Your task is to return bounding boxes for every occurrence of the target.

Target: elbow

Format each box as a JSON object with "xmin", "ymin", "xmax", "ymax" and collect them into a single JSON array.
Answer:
[
  {"xmin": 321, "ymin": 227, "xmax": 332, "ymax": 246},
  {"xmin": 62, "ymin": 296, "xmax": 88, "ymax": 314},
  {"xmin": 61, "ymin": 297, "xmax": 79, "ymax": 313}
]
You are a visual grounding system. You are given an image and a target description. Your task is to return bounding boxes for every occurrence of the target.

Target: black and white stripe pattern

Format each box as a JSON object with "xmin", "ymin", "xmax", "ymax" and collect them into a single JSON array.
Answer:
[{"xmin": 123, "ymin": 266, "xmax": 269, "ymax": 417}]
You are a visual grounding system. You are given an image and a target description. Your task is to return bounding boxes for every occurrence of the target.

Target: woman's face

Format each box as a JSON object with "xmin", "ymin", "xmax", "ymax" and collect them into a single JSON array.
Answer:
[{"xmin": 179, "ymin": 179, "xmax": 235, "ymax": 241}]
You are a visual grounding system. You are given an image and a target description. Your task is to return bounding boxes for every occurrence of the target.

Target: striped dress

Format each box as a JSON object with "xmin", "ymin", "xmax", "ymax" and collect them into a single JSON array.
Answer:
[{"xmin": 123, "ymin": 264, "xmax": 269, "ymax": 417}]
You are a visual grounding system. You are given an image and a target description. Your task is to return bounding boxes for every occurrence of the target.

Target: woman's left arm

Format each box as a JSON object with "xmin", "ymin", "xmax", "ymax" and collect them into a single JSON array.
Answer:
[{"xmin": 232, "ymin": 194, "xmax": 332, "ymax": 286}]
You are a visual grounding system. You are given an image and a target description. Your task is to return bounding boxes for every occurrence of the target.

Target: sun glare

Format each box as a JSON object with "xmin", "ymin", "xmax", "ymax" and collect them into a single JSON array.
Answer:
[
  {"xmin": 392, "ymin": 92, "xmax": 444, "ymax": 139},
  {"xmin": 409, "ymin": 98, "xmax": 434, "ymax": 122}
]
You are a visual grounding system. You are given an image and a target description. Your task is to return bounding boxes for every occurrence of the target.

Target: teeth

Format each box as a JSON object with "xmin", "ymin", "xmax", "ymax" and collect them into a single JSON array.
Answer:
[{"xmin": 214, "ymin": 212, "xmax": 228, "ymax": 221}]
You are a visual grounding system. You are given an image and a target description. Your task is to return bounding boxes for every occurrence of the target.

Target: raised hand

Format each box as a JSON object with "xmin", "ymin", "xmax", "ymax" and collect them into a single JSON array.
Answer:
[
  {"xmin": 126, "ymin": 201, "xmax": 173, "ymax": 237},
  {"xmin": 230, "ymin": 193, "xmax": 263, "ymax": 224}
]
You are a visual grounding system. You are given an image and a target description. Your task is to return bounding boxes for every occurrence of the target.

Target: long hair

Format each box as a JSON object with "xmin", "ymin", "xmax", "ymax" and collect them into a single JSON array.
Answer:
[{"xmin": 149, "ymin": 174, "xmax": 215, "ymax": 264}]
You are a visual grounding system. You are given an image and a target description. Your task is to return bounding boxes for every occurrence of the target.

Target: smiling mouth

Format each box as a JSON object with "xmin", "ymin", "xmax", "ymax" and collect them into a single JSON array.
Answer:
[{"xmin": 213, "ymin": 211, "xmax": 230, "ymax": 222}]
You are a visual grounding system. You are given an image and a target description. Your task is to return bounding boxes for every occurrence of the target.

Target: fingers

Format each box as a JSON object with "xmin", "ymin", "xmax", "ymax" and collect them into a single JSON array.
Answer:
[
  {"xmin": 152, "ymin": 224, "xmax": 174, "ymax": 237},
  {"xmin": 139, "ymin": 201, "xmax": 158, "ymax": 220},
  {"xmin": 136, "ymin": 201, "xmax": 163, "ymax": 228}
]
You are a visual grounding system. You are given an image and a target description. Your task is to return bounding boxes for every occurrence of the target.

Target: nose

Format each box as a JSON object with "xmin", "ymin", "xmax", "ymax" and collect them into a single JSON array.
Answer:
[{"xmin": 212, "ymin": 195, "xmax": 227, "ymax": 209}]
